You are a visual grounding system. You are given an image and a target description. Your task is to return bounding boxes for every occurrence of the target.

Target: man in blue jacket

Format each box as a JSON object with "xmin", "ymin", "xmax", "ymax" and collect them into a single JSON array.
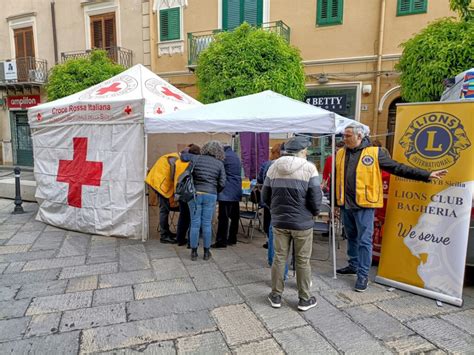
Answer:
[{"xmin": 213, "ymin": 145, "xmax": 242, "ymax": 248}]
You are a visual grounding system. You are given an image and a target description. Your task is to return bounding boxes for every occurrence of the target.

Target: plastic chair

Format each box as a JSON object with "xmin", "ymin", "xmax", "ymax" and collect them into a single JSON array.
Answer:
[{"xmin": 239, "ymin": 181, "xmax": 262, "ymax": 241}]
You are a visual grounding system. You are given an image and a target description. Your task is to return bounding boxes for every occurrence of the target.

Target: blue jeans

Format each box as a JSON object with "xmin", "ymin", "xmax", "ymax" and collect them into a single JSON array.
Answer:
[
  {"xmin": 268, "ymin": 224, "xmax": 289, "ymax": 279},
  {"xmin": 188, "ymin": 193, "xmax": 217, "ymax": 249},
  {"xmin": 342, "ymin": 208, "xmax": 375, "ymax": 278}
]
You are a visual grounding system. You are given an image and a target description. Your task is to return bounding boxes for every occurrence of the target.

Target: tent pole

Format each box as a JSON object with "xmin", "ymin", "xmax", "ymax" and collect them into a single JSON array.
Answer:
[
  {"xmin": 331, "ymin": 133, "xmax": 337, "ymax": 279},
  {"xmin": 142, "ymin": 128, "xmax": 149, "ymax": 242}
]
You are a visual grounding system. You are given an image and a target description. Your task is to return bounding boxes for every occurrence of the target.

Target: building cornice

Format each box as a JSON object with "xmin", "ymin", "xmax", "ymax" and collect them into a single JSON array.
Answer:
[{"xmin": 303, "ymin": 54, "xmax": 401, "ymax": 66}]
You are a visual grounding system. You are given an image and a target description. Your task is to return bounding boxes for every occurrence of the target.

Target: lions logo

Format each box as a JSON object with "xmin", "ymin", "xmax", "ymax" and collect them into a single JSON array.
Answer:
[
  {"xmin": 361, "ymin": 155, "xmax": 374, "ymax": 166},
  {"xmin": 399, "ymin": 112, "xmax": 471, "ymax": 170}
]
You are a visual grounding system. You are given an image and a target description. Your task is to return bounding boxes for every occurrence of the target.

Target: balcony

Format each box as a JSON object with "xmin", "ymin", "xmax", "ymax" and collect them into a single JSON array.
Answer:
[
  {"xmin": 0, "ymin": 57, "xmax": 48, "ymax": 89},
  {"xmin": 61, "ymin": 46, "xmax": 133, "ymax": 68},
  {"xmin": 187, "ymin": 21, "xmax": 291, "ymax": 68}
]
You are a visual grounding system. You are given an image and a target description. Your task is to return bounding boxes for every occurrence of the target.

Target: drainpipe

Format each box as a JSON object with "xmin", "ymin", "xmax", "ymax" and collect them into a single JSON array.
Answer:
[
  {"xmin": 373, "ymin": 0, "xmax": 386, "ymax": 136},
  {"xmin": 51, "ymin": 0, "xmax": 59, "ymax": 63}
]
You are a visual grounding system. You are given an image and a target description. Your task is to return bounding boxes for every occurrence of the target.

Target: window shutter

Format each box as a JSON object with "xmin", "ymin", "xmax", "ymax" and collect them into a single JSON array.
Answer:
[
  {"xmin": 14, "ymin": 27, "xmax": 35, "ymax": 58},
  {"xmin": 397, "ymin": 0, "xmax": 427, "ymax": 16},
  {"xmin": 15, "ymin": 31, "xmax": 26, "ymax": 58},
  {"xmin": 317, "ymin": 0, "xmax": 343, "ymax": 26},
  {"xmin": 91, "ymin": 19, "xmax": 103, "ymax": 48},
  {"xmin": 104, "ymin": 17, "xmax": 116, "ymax": 49},
  {"xmin": 160, "ymin": 8, "xmax": 180, "ymax": 41},
  {"xmin": 412, "ymin": 0, "xmax": 427, "ymax": 12},
  {"xmin": 243, "ymin": 0, "xmax": 263, "ymax": 26},
  {"xmin": 223, "ymin": 0, "xmax": 241, "ymax": 30}
]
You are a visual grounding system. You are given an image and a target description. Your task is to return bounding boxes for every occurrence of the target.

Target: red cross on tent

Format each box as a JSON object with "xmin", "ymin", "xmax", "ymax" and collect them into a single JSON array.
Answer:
[
  {"xmin": 124, "ymin": 105, "xmax": 132, "ymax": 115},
  {"xmin": 161, "ymin": 87, "xmax": 183, "ymax": 101},
  {"xmin": 96, "ymin": 82, "xmax": 122, "ymax": 95},
  {"xmin": 57, "ymin": 137, "xmax": 103, "ymax": 208}
]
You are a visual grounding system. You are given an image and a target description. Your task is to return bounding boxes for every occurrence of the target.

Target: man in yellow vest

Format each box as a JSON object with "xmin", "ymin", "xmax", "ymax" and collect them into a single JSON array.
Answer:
[
  {"xmin": 146, "ymin": 152, "xmax": 180, "ymax": 244},
  {"xmin": 335, "ymin": 123, "xmax": 447, "ymax": 292}
]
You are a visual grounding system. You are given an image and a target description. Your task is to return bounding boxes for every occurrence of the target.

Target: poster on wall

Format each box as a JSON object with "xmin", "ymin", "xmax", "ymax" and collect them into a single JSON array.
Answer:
[{"xmin": 376, "ymin": 101, "xmax": 474, "ymax": 307}]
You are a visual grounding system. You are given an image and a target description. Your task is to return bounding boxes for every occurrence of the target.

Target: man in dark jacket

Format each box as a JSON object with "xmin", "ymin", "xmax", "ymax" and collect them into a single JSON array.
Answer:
[
  {"xmin": 214, "ymin": 145, "xmax": 242, "ymax": 248},
  {"xmin": 335, "ymin": 123, "xmax": 447, "ymax": 292},
  {"xmin": 263, "ymin": 136, "xmax": 323, "ymax": 311}
]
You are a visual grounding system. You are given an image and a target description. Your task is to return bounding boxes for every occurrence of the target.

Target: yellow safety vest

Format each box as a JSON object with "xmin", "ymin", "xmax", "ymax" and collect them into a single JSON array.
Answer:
[
  {"xmin": 335, "ymin": 146, "xmax": 383, "ymax": 208},
  {"xmin": 145, "ymin": 153, "xmax": 179, "ymax": 198}
]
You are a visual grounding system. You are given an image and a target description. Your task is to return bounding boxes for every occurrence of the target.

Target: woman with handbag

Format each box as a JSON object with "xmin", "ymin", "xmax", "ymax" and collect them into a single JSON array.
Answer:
[{"xmin": 188, "ymin": 141, "xmax": 226, "ymax": 261}]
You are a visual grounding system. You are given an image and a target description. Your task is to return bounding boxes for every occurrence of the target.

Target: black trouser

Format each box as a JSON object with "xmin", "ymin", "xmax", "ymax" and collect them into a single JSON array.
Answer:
[
  {"xmin": 159, "ymin": 194, "xmax": 173, "ymax": 238},
  {"xmin": 216, "ymin": 201, "xmax": 240, "ymax": 245},
  {"xmin": 263, "ymin": 206, "xmax": 271, "ymax": 235},
  {"xmin": 176, "ymin": 201, "xmax": 190, "ymax": 244}
]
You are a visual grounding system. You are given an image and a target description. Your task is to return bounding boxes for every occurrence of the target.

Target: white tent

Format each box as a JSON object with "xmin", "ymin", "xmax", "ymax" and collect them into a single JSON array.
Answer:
[
  {"xmin": 28, "ymin": 64, "xmax": 201, "ymax": 239},
  {"xmin": 151, "ymin": 90, "xmax": 369, "ymax": 279},
  {"xmin": 146, "ymin": 90, "xmax": 366, "ymax": 134}
]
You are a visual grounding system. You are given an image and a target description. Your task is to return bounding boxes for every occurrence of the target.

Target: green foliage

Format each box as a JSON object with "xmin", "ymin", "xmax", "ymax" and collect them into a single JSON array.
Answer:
[
  {"xmin": 196, "ymin": 23, "xmax": 306, "ymax": 103},
  {"xmin": 449, "ymin": 0, "xmax": 473, "ymax": 22},
  {"xmin": 396, "ymin": 17, "xmax": 474, "ymax": 102},
  {"xmin": 46, "ymin": 50, "xmax": 125, "ymax": 101}
]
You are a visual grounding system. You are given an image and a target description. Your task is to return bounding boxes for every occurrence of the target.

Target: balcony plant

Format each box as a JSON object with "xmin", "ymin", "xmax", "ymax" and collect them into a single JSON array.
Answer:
[
  {"xmin": 196, "ymin": 23, "xmax": 305, "ymax": 103},
  {"xmin": 46, "ymin": 50, "xmax": 125, "ymax": 101}
]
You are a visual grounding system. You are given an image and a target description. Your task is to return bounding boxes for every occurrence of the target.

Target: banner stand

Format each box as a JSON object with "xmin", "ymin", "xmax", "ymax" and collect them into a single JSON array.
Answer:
[{"xmin": 375, "ymin": 276, "xmax": 463, "ymax": 307}]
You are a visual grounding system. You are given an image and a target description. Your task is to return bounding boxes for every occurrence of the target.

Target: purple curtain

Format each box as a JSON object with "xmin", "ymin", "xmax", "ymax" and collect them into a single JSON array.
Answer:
[{"xmin": 240, "ymin": 132, "xmax": 269, "ymax": 180}]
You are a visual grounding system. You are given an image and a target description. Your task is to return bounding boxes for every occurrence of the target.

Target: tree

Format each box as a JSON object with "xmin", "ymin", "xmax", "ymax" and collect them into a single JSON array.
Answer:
[
  {"xmin": 450, "ymin": 0, "xmax": 473, "ymax": 22},
  {"xmin": 196, "ymin": 23, "xmax": 306, "ymax": 103},
  {"xmin": 46, "ymin": 50, "xmax": 125, "ymax": 101},
  {"xmin": 396, "ymin": 3, "xmax": 474, "ymax": 102}
]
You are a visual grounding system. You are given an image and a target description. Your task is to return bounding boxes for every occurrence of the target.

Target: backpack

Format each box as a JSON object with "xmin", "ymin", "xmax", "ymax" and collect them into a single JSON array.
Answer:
[{"xmin": 175, "ymin": 159, "xmax": 198, "ymax": 202}]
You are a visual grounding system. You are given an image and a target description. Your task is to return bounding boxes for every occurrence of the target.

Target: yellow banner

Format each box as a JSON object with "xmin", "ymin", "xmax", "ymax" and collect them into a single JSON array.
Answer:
[{"xmin": 377, "ymin": 102, "xmax": 474, "ymax": 304}]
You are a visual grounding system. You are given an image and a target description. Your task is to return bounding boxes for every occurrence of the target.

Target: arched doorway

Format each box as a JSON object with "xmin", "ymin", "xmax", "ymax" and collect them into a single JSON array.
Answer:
[{"xmin": 386, "ymin": 97, "xmax": 403, "ymax": 156}]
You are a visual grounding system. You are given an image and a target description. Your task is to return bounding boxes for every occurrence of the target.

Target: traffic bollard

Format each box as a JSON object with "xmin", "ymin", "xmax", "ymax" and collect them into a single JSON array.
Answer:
[{"xmin": 12, "ymin": 166, "xmax": 25, "ymax": 214}]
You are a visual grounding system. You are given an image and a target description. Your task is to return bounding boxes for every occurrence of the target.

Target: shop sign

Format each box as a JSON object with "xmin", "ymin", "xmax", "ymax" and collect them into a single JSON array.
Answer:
[
  {"xmin": 3, "ymin": 60, "xmax": 17, "ymax": 81},
  {"xmin": 7, "ymin": 95, "xmax": 41, "ymax": 109},
  {"xmin": 305, "ymin": 95, "xmax": 346, "ymax": 111}
]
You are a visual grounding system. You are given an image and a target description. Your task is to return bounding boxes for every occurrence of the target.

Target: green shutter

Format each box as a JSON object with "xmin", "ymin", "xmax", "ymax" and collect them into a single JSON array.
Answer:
[
  {"xmin": 160, "ymin": 8, "xmax": 180, "ymax": 41},
  {"xmin": 316, "ymin": 0, "xmax": 343, "ymax": 26},
  {"xmin": 243, "ymin": 0, "xmax": 263, "ymax": 26},
  {"xmin": 397, "ymin": 0, "xmax": 427, "ymax": 16},
  {"xmin": 223, "ymin": 0, "xmax": 263, "ymax": 30},
  {"xmin": 223, "ymin": 0, "xmax": 241, "ymax": 30}
]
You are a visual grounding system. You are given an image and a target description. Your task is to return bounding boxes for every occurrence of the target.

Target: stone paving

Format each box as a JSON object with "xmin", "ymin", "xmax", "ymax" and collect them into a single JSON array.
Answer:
[{"xmin": 0, "ymin": 199, "xmax": 473, "ymax": 354}]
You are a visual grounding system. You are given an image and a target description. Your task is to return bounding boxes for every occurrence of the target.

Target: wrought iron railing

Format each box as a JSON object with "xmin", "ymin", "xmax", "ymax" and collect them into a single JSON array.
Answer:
[
  {"xmin": 0, "ymin": 57, "xmax": 48, "ymax": 84},
  {"xmin": 187, "ymin": 21, "xmax": 291, "ymax": 67},
  {"xmin": 61, "ymin": 46, "xmax": 133, "ymax": 68}
]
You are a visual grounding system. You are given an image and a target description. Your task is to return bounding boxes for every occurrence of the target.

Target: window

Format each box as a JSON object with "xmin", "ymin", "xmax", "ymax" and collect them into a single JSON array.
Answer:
[
  {"xmin": 222, "ymin": 0, "xmax": 263, "ymax": 30},
  {"xmin": 397, "ymin": 0, "xmax": 427, "ymax": 16},
  {"xmin": 14, "ymin": 27, "xmax": 35, "ymax": 58},
  {"xmin": 316, "ymin": 0, "xmax": 343, "ymax": 26},
  {"xmin": 90, "ymin": 13, "xmax": 116, "ymax": 50},
  {"xmin": 159, "ymin": 7, "xmax": 180, "ymax": 41}
]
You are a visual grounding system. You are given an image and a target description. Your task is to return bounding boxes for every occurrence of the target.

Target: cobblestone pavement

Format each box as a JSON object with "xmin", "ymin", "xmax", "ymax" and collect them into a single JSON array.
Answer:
[{"xmin": 0, "ymin": 199, "xmax": 473, "ymax": 354}]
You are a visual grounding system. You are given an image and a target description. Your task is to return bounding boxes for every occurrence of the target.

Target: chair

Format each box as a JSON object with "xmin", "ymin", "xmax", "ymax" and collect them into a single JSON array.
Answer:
[{"xmin": 239, "ymin": 184, "xmax": 263, "ymax": 241}]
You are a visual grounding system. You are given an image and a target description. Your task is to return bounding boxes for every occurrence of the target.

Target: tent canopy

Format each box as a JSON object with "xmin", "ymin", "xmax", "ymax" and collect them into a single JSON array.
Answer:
[
  {"xmin": 146, "ymin": 90, "xmax": 369, "ymax": 135},
  {"xmin": 29, "ymin": 64, "xmax": 201, "ymax": 128}
]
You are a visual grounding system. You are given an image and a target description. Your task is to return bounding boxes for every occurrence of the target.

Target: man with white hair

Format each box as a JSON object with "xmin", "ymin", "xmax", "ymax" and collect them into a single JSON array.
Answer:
[
  {"xmin": 335, "ymin": 123, "xmax": 447, "ymax": 292},
  {"xmin": 263, "ymin": 136, "xmax": 322, "ymax": 311}
]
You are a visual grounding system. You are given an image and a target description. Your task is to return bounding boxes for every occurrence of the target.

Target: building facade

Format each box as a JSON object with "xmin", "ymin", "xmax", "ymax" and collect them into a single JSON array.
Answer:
[
  {"xmin": 0, "ymin": 0, "xmax": 149, "ymax": 166},
  {"xmin": 149, "ymin": 0, "xmax": 455, "ymax": 166}
]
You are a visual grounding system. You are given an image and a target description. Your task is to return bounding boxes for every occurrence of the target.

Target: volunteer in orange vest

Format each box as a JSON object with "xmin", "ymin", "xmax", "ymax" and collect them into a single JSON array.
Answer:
[{"xmin": 335, "ymin": 123, "xmax": 447, "ymax": 292}]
